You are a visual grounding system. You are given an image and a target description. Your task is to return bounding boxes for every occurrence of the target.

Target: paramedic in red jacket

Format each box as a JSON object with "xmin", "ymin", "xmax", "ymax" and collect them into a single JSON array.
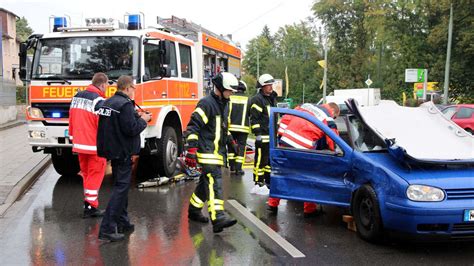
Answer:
[
  {"xmin": 272, "ymin": 102, "xmax": 340, "ymax": 217},
  {"xmin": 69, "ymin": 72, "xmax": 108, "ymax": 218}
]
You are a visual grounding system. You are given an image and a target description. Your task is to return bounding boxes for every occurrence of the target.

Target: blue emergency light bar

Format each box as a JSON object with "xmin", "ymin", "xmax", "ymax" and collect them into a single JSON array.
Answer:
[
  {"xmin": 52, "ymin": 112, "xmax": 61, "ymax": 118},
  {"xmin": 127, "ymin": 14, "xmax": 141, "ymax": 30},
  {"xmin": 53, "ymin": 17, "xmax": 67, "ymax": 32}
]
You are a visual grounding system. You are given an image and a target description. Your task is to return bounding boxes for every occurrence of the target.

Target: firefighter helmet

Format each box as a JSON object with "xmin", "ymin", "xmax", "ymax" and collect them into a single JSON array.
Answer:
[
  {"xmin": 257, "ymin": 73, "xmax": 275, "ymax": 88},
  {"xmin": 237, "ymin": 80, "xmax": 247, "ymax": 92},
  {"xmin": 212, "ymin": 72, "xmax": 239, "ymax": 92}
]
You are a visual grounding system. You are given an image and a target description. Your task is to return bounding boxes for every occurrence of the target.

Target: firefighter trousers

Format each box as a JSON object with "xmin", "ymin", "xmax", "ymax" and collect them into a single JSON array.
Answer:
[
  {"xmin": 228, "ymin": 131, "xmax": 248, "ymax": 171},
  {"xmin": 188, "ymin": 164, "xmax": 225, "ymax": 221},
  {"xmin": 100, "ymin": 157, "xmax": 132, "ymax": 234},
  {"xmin": 78, "ymin": 153, "xmax": 106, "ymax": 208},
  {"xmin": 253, "ymin": 141, "xmax": 270, "ymax": 185}
]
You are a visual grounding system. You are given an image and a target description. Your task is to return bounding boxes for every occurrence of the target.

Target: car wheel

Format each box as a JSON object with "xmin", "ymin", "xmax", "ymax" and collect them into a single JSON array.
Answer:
[
  {"xmin": 156, "ymin": 126, "xmax": 179, "ymax": 177},
  {"xmin": 465, "ymin": 128, "xmax": 473, "ymax": 135},
  {"xmin": 51, "ymin": 149, "xmax": 80, "ymax": 177},
  {"xmin": 353, "ymin": 184, "xmax": 383, "ymax": 242}
]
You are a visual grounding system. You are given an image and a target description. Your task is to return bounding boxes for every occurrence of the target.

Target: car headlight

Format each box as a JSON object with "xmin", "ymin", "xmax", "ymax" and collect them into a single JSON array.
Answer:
[
  {"xmin": 406, "ymin": 185, "xmax": 445, "ymax": 202},
  {"xmin": 27, "ymin": 107, "xmax": 44, "ymax": 119}
]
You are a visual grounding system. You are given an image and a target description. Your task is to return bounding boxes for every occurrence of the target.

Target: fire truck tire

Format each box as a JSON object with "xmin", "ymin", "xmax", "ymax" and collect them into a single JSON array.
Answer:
[
  {"xmin": 51, "ymin": 149, "xmax": 80, "ymax": 176},
  {"xmin": 156, "ymin": 126, "xmax": 179, "ymax": 177}
]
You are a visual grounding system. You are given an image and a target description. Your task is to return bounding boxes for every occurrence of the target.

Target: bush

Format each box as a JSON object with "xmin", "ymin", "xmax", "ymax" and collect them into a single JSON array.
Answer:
[{"xmin": 16, "ymin": 86, "xmax": 27, "ymax": 104}]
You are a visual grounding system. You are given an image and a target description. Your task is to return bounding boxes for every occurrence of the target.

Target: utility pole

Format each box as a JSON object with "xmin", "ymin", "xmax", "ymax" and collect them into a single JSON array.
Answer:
[
  {"xmin": 302, "ymin": 83, "xmax": 305, "ymax": 103},
  {"xmin": 443, "ymin": 3, "xmax": 453, "ymax": 105},
  {"xmin": 256, "ymin": 49, "xmax": 260, "ymax": 79},
  {"xmin": 323, "ymin": 44, "xmax": 328, "ymax": 103}
]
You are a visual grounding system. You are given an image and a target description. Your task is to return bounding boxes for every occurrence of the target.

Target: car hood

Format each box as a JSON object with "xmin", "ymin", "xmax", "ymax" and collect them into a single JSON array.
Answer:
[
  {"xmin": 350, "ymin": 100, "xmax": 474, "ymax": 164},
  {"xmin": 364, "ymin": 153, "xmax": 474, "ymax": 189}
]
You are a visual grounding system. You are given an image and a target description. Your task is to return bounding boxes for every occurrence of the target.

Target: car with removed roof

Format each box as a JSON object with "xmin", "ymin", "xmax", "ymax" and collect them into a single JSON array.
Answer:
[{"xmin": 270, "ymin": 100, "xmax": 474, "ymax": 242}]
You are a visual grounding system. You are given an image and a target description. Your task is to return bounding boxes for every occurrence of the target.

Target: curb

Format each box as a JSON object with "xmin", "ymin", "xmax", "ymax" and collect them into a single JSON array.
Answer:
[
  {"xmin": 0, "ymin": 120, "xmax": 26, "ymax": 132},
  {"xmin": 0, "ymin": 155, "xmax": 51, "ymax": 217}
]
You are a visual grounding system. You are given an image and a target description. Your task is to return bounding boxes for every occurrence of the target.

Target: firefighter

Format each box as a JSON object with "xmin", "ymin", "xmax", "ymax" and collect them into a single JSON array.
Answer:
[
  {"xmin": 249, "ymin": 74, "xmax": 277, "ymax": 189},
  {"xmin": 69, "ymin": 72, "xmax": 108, "ymax": 218},
  {"xmin": 228, "ymin": 80, "xmax": 250, "ymax": 176},
  {"xmin": 97, "ymin": 75, "xmax": 152, "ymax": 241},
  {"xmin": 273, "ymin": 102, "xmax": 340, "ymax": 217},
  {"xmin": 185, "ymin": 72, "xmax": 238, "ymax": 233}
]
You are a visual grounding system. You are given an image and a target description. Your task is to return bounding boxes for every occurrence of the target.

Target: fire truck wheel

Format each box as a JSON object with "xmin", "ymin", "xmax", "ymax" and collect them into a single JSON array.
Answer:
[
  {"xmin": 51, "ymin": 149, "xmax": 80, "ymax": 176},
  {"xmin": 156, "ymin": 126, "xmax": 179, "ymax": 177}
]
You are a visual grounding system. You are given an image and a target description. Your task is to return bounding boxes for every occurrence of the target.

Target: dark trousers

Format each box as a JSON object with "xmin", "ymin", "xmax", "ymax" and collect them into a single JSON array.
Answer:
[
  {"xmin": 253, "ymin": 141, "xmax": 270, "ymax": 185},
  {"xmin": 228, "ymin": 131, "xmax": 248, "ymax": 171},
  {"xmin": 100, "ymin": 157, "xmax": 132, "ymax": 234},
  {"xmin": 189, "ymin": 164, "xmax": 224, "ymax": 221}
]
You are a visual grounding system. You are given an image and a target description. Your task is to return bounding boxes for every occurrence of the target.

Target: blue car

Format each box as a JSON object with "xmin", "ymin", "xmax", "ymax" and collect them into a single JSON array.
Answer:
[{"xmin": 269, "ymin": 100, "xmax": 474, "ymax": 242}]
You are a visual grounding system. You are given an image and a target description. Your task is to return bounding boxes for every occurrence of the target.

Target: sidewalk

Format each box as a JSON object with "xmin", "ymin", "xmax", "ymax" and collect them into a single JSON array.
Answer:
[{"xmin": 0, "ymin": 123, "xmax": 50, "ymax": 216}]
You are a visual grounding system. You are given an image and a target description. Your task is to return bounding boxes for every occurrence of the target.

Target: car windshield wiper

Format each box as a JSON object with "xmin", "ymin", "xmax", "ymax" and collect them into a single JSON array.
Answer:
[{"xmin": 44, "ymin": 75, "xmax": 72, "ymax": 85}]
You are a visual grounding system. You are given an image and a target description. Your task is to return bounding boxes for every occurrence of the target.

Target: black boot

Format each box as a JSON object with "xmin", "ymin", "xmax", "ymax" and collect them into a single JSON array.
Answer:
[
  {"xmin": 99, "ymin": 228, "xmax": 125, "ymax": 242},
  {"xmin": 212, "ymin": 212, "xmax": 237, "ymax": 233},
  {"xmin": 234, "ymin": 165, "xmax": 245, "ymax": 176},
  {"xmin": 83, "ymin": 201, "xmax": 105, "ymax": 218},
  {"xmin": 188, "ymin": 206, "xmax": 209, "ymax": 223}
]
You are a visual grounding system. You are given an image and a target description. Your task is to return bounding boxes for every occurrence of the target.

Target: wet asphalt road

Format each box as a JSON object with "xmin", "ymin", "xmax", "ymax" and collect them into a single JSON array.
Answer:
[{"xmin": 1, "ymin": 164, "xmax": 474, "ymax": 265}]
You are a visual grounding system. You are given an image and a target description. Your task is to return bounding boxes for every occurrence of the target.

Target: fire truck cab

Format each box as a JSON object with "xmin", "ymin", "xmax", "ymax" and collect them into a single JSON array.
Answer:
[{"xmin": 19, "ymin": 14, "xmax": 241, "ymax": 177}]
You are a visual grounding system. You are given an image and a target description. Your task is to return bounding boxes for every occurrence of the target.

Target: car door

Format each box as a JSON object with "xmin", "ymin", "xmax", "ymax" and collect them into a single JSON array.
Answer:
[{"xmin": 269, "ymin": 108, "xmax": 354, "ymax": 207}]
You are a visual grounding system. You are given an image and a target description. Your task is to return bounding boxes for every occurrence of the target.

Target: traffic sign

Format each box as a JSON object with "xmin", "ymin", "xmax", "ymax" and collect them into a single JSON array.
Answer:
[
  {"xmin": 405, "ymin": 69, "xmax": 425, "ymax": 82},
  {"xmin": 365, "ymin": 78, "xmax": 373, "ymax": 87}
]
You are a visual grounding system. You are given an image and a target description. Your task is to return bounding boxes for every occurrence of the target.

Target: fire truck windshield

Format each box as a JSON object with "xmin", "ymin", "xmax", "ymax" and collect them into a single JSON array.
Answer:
[{"xmin": 32, "ymin": 36, "xmax": 139, "ymax": 80}]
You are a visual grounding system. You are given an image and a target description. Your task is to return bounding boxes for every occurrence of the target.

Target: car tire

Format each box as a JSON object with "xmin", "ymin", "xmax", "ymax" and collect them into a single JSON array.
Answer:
[
  {"xmin": 51, "ymin": 149, "xmax": 80, "ymax": 177},
  {"xmin": 353, "ymin": 184, "xmax": 383, "ymax": 242},
  {"xmin": 156, "ymin": 126, "xmax": 179, "ymax": 177},
  {"xmin": 465, "ymin": 128, "xmax": 473, "ymax": 135}
]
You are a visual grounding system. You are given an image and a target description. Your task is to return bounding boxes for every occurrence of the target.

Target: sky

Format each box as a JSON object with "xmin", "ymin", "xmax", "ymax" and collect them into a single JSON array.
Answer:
[{"xmin": 2, "ymin": 0, "xmax": 316, "ymax": 50}]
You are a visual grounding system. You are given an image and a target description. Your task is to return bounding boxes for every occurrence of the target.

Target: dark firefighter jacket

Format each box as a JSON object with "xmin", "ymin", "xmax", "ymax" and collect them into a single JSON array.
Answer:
[
  {"xmin": 249, "ymin": 90, "xmax": 277, "ymax": 143},
  {"xmin": 228, "ymin": 92, "xmax": 250, "ymax": 134},
  {"xmin": 185, "ymin": 91, "xmax": 230, "ymax": 166}
]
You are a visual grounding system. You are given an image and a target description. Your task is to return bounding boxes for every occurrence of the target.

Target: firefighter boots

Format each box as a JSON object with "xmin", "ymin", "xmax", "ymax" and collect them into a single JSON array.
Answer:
[
  {"xmin": 212, "ymin": 212, "xmax": 237, "ymax": 233},
  {"xmin": 83, "ymin": 201, "xmax": 105, "ymax": 218},
  {"xmin": 188, "ymin": 205, "xmax": 209, "ymax": 223}
]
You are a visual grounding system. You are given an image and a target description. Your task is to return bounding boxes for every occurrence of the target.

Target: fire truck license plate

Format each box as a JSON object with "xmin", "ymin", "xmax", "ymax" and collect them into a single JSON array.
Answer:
[
  {"xmin": 464, "ymin": 210, "xmax": 474, "ymax": 222},
  {"xmin": 64, "ymin": 129, "xmax": 69, "ymax": 137}
]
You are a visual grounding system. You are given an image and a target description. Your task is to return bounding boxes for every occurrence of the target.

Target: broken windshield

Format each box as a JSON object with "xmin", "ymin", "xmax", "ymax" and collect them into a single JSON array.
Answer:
[{"xmin": 32, "ymin": 36, "xmax": 139, "ymax": 80}]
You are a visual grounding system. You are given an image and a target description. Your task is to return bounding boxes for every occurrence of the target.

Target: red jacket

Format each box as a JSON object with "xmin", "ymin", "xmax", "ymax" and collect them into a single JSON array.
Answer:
[
  {"xmin": 278, "ymin": 105, "xmax": 338, "ymax": 150},
  {"xmin": 69, "ymin": 85, "xmax": 105, "ymax": 154}
]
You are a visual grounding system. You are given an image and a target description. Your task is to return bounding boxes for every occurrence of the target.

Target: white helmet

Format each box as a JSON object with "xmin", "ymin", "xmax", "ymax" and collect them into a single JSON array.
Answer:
[
  {"xmin": 257, "ymin": 74, "xmax": 275, "ymax": 88},
  {"xmin": 212, "ymin": 72, "xmax": 239, "ymax": 92}
]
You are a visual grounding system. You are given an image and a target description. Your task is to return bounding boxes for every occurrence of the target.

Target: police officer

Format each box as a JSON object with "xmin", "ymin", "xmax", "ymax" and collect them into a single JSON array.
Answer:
[
  {"xmin": 228, "ymin": 80, "xmax": 250, "ymax": 176},
  {"xmin": 249, "ymin": 74, "xmax": 277, "ymax": 190},
  {"xmin": 96, "ymin": 75, "xmax": 151, "ymax": 241},
  {"xmin": 185, "ymin": 72, "xmax": 238, "ymax": 233}
]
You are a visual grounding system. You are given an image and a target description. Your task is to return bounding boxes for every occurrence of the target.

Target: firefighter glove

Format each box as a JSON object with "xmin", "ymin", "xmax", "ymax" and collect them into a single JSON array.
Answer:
[
  {"xmin": 185, "ymin": 148, "xmax": 198, "ymax": 168},
  {"xmin": 230, "ymin": 139, "xmax": 239, "ymax": 154}
]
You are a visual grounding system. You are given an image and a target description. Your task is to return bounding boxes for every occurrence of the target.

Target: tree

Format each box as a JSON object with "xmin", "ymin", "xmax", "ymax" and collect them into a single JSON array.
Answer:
[
  {"xmin": 312, "ymin": 0, "xmax": 473, "ymax": 103},
  {"xmin": 16, "ymin": 17, "xmax": 33, "ymax": 42}
]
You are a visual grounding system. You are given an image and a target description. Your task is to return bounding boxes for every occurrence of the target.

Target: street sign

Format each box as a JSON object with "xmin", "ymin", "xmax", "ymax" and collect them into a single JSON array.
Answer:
[
  {"xmin": 365, "ymin": 78, "xmax": 373, "ymax": 87},
  {"xmin": 405, "ymin": 69, "xmax": 425, "ymax": 82},
  {"xmin": 414, "ymin": 82, "xmax": 438, "ymax": 92}
]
